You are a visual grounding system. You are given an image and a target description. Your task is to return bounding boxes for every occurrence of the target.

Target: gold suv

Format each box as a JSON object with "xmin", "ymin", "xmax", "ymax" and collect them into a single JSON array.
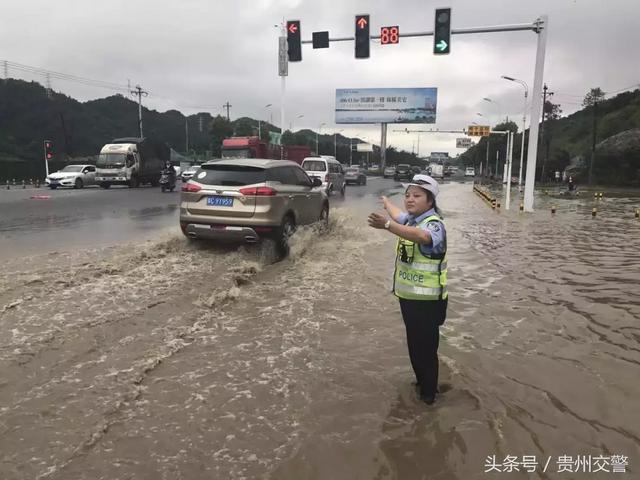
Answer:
[{"xmin": 180, "ymin": 159, "xmax": 329, "ymax": 253}]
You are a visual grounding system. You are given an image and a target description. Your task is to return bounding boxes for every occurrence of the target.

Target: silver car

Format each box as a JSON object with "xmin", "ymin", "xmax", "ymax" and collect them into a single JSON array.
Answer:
[
  {"xmin": 181, "ymin": 165, "xmax": 200, "ymax": 182},
  {"xmin": 45, "ymin": 164, "xmax": 96, "ymax": 189},
  {"xmin": 344, "ymin": 166, "xmax": 367, "ymax": 185},
  {"xmin": 180, "ymin": 159, "xmax": 328, "ymax": 255}
]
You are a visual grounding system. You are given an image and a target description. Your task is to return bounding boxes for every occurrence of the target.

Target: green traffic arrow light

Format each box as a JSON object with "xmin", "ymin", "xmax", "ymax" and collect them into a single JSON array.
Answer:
[{"xmin": 436, "ymin": 40, "xmax": 448, "ymax": 52}]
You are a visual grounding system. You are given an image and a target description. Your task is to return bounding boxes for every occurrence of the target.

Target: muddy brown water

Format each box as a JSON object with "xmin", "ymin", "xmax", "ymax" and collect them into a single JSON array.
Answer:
[{"xmin": 0, "ymin": 182, "xmax": 638, "ymax": 479}]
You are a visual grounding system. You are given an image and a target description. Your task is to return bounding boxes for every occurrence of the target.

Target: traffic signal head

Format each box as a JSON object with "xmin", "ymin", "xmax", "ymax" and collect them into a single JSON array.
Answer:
[
  {"xmin": 434, "ymin": 8, "xmax": 451, "ymax": 55},
  {"xmin": 355, "ymin": 15, "xmax": 370, "ymax": 58},
  {"xmin": 287, "ymin": 20, "xmax": 302, "ymax": 62},
  {"xmin": 44, "ymin": 140, "xmax": 54, "ymax": 159}
]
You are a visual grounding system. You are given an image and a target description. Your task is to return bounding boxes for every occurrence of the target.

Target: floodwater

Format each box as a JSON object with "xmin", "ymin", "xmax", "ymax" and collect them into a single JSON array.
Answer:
[{"xmin": 0, "ymin": 181, "xmax": 638, "ymax": 479}]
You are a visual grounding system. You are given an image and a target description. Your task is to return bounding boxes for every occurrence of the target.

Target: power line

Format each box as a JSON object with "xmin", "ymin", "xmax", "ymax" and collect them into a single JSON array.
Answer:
[{"xmin": 2, "ymin": 60, "xmax": 130, "ymax": 93}]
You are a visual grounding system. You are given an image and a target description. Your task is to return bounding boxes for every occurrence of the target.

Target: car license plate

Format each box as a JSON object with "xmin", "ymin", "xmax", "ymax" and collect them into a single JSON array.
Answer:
[{"xmin": 207, "ymin": 196, "xmax": 234, "ymax": 207}]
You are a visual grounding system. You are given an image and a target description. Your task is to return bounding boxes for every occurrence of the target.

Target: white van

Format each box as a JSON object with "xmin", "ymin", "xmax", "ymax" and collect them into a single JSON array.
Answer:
[{"xmin": 301, "ymin": 156, "xmax": 346, "ymax": 196}]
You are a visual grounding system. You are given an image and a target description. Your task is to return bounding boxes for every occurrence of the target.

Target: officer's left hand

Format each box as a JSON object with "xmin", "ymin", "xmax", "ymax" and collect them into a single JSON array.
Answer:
[{"xmin": 368, "ymin": 212, "xmax": 388, "ymax": 229}]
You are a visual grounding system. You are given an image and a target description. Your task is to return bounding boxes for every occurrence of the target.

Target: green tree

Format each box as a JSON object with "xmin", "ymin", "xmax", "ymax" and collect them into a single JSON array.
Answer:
[
  {"xmin": 210, "ymin": 115, "xmax": 233, "ymax": 157},
  {"xmin": 544, "ymin": 100, "xmax": 562, "ymax": 120},
  {"xmin": 583, "ymin": 87, "xmax": 605, "ymax": 107},
  {"xmin": 234, "ymin": 118, "xmax": 256, "ymax": 136},
  {"xmin": 281, "ymin": 130, "xmax": 296, "ymax": 145}
]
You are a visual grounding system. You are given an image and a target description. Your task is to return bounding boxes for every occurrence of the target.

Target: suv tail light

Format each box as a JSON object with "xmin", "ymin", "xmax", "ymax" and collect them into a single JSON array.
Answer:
[
  {"xmin": 182, "ymin": 182, "xmax": 201, "ymax": 193},
  {"xmin": 325, "ymin": 174, "xmax": 330, "ymax": 182},
  {"xmin": 239, "ymin": 186, "xmax": 277, "ymax": 196}
]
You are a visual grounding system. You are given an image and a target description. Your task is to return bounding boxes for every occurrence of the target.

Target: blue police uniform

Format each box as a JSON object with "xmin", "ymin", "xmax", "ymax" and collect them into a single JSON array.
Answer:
[{"xmin": 396, "ymin": 207, "xmax": 448, "ymax": 403}]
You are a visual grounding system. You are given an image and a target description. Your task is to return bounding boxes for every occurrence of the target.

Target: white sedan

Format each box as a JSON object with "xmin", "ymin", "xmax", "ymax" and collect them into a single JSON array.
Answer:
[{"xmin": 46, "ymin": 165, "xmax": 96, "ymax": 189}]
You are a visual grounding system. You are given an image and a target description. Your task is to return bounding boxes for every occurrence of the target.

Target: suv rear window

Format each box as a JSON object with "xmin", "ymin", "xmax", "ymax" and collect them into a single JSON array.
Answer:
[
  {"xmin": 302, "ymin": 160, "xmax": 327, "ymax": 172},
  {"xmin": 197, "ymin": 165, "xmax": 266, "ymax": 186}
]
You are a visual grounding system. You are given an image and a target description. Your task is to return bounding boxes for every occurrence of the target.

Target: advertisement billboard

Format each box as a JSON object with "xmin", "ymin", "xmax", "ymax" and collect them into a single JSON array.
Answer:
[
  {"xmin": 456, "ymin": 137, "xmax": 473, "ymax": 148},
  {"xmin": 356, "ymin": 143, "xmax": 374, "ymax": 152},
  {"xmin": 335, "ymin": 88, "xmax": 437, "ymax": 124}
]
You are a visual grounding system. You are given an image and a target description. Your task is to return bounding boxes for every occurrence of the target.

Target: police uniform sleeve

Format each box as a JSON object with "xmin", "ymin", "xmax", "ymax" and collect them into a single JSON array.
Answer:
[{"xmin": 417, "ymin": 221, "xmax": 446, "ymax": 256}]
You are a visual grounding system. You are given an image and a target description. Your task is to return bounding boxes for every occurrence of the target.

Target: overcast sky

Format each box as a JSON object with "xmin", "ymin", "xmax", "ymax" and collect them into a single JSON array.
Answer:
[{"xmin": 2, "ymin": 0, "xmax": 639, "ymax": 155}]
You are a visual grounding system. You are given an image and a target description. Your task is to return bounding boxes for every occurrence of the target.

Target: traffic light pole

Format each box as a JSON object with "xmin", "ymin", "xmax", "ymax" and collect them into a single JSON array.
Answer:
[
  {"xmin": 291, "ymin": 15, "xmax": 548, "ymax": 210},
  {"xmin": 380, "ymin": 123, "xmax": 387, "ymax": 172},
  {"xmin": 522, "ymin": 16, "xmax": 548, "ymax": 212},
  {"xmin": 299, "ymin": 22, "xmax": 536, "ymax": 45},
  {"xmin": 43, "ymin": 143, "xmax": 49, "ymax": 177}
]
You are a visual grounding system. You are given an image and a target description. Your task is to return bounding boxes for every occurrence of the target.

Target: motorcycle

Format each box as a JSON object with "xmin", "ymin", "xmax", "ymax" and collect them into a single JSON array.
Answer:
[{"xmin": 159, "ymin": 169, "xmax": 176, "ymax": 192}]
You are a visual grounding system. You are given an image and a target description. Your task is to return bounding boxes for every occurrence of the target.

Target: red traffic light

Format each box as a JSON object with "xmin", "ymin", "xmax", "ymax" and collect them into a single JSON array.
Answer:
[
  {"xmin": 357, "ymin": 16, "xmax": 368, "ymax": 29},
  {"xmin": 288, "ymin": 23, "xmax": 298, "ymax": 34},
  {"xmin": 44, "ymin": 140, "xmax": 54, "ymax": 160}
]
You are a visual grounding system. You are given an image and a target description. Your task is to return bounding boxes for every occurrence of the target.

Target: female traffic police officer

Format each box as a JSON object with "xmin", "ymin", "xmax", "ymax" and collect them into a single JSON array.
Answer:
[{"xmin": 368, "ymin": 174, "xmax": 447, "ymax": 405}]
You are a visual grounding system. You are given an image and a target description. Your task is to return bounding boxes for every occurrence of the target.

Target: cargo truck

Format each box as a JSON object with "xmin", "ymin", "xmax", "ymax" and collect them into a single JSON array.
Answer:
[
  {"xmin": 95, "ymin": 137, "xmax": 170, "ymax": 188},
  {"xmin": 221, "ymin": 136, "xmax": 311, "ymax": 165}
]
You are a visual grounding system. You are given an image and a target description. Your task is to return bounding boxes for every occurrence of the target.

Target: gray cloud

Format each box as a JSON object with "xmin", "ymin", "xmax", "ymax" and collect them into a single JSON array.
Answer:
[{"xmin": 2, "ymin": 0, "xmax": 638, "ymax": 155}]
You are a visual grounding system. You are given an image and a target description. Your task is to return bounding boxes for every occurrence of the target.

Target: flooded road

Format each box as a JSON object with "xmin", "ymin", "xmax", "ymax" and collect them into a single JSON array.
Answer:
[{"xmin": 0, "ymin": 180, "xmax": 638, "ymax": 479}]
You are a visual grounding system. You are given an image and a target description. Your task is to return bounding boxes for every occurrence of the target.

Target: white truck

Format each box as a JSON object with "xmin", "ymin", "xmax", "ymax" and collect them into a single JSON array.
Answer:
[
  {"xmin": 95, "ymin": 137, "xmax": 169, "ymax": 188},
  {"xmin": 429, "ymin": 163, "xmax": 445, "ymax": 180}
]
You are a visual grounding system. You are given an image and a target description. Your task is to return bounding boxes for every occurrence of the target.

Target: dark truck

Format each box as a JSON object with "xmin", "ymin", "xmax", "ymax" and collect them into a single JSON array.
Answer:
[
  {"xmin": 96, "ymin": 137, "xmax": 170, "ymax": 188},
  {"xmin": 394, "ymin": 163, "xmax": 413, "ymax": 181}
]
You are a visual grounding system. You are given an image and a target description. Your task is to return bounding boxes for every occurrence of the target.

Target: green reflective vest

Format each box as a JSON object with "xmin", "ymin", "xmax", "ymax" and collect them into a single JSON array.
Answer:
[{"xmin": 393, "ymin": 214, "xmax": 448, "ymax": 301}]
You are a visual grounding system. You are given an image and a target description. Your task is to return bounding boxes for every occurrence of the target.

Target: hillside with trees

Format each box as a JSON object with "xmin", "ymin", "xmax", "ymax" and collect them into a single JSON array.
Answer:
[
  {"xmin": 1, "ymin": 78, "xmax": 424, "ymax": 180},
  {"xmin": 457, "ymin": 88, "xmax": 640, "ymax": 186}
]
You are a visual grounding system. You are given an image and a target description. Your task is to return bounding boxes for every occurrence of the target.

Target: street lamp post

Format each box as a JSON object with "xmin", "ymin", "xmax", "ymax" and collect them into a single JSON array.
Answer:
[
  {"xmin": 477, "ymin": 113, "xmax": 490, "ymax": 179},
  {"xmin": 290, "ymin": 114, "xmax": 304, "ymax": 132},
  {"xmin": 335, "ymin": 129, "xmax": 344, "ymax": 158},
  {"xmin": 350, "ymin": 138, "xmax": 354, "ymax": 166},
  {"xmin": 501, "ymin": 75, "xmax": 529, "ymax": 189},
  {"xmin": 484, "ymin": 98, "xmax": 506, "ymax": 180},
  {"xmin": 483, "ymin": 97, "xmax": 503, "ymax": 128},
  {"xmin": 258, "ymin": 103, "xmax": 272, "ymax": 140},
  {"xmin": 316, "ymin": 122, "xmax": 326, "ymax": 155}
]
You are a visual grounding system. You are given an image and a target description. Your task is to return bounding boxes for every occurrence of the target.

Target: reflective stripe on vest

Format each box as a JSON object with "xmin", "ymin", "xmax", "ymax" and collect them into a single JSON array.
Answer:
[{"xmin": 393, "ymin": 214, "xmax": 448, "ymax": 301}]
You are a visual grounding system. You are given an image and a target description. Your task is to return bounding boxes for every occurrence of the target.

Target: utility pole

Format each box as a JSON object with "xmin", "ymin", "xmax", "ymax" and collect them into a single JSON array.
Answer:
[
  {"xmin": 185, "ymin": 117, "xmax": 189, "ymax": 154},
  {"xmin": 350, "ymin": 138, "xmax": 354, "ymax": 166},
  {"xmin": 199, "ymin": 115, "xmax": 203, "ymax": 133},
  {"xmin": 3, "ymin": 60, "xmax": 8, "ymax": 78},
  {"xmin": 223, "ymin": 101, "xmax": 232, "ymax": 121},
  {"xmin": 540, "ymin": 83, "xmax": 554, "ymax": 182},
  {"xmin": 130, "ymin": 85, "xmax": 148, "ymax": 138},
  {"xmin": 588, "ymin": 99, "xmax": 598, "ymax": 185},
  {"xmin": 45, "ymin": 73, "xmax": 52, "ymax": 98}
]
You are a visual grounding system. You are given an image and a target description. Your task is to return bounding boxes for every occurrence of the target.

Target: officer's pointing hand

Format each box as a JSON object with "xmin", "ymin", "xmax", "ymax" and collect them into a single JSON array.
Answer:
[{"xmin": 368, "ymin": 212, "xmax": 387, "ymax": 229}]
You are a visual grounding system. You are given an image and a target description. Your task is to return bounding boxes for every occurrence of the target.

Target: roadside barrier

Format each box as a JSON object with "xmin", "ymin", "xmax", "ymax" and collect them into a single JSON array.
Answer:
[
  {"xmin": 474, "ymin": 185, "xmax": 637, "ymax": 219},
  {"xmin": 473, "ymin": 184, "xmax": 495, "ymax": 208}
]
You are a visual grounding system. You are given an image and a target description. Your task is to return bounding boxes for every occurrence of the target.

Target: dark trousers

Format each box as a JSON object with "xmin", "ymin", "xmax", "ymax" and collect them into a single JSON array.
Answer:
[{"xmin": 399, "ymin": 298, "xmax": 447, "ymax": 398}]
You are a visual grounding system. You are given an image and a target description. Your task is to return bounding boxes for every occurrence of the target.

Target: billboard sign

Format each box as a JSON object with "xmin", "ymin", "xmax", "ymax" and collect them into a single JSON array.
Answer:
[
  {"xmin": 335, "ymin": 88, "xmax": 437, "ymax": 124},
  {"xmin": 468, "ymin": 125, "xmax": 490, "ymax": 137},
  {"xmin": 456, "ymin": 137, "xmax": 472, "ymax": 148},
  {"xmin": 356, "ymin": 143, "xmax": 374, "ymax": 152}
]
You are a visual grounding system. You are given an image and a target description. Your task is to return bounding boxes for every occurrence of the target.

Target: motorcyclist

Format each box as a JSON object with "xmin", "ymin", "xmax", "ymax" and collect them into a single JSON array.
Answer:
[
  {"xmin": 567, "ymin": 176, "xmax": 576, "ymax": 192},
  {"xmin": 163, "ymin": 161, "xmax": 176, "ymax": 184}
]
